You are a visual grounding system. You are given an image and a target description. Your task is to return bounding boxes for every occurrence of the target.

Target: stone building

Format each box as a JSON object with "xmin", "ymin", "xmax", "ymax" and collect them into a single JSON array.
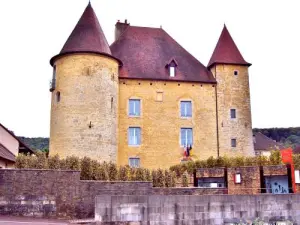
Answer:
[
  {"xmin": 49, "ymin": 3, "xmax": 254, "ymax": 169},
  {"xmin": 253, "ymin": 132, "xmax": 285, "ymax": 157}
]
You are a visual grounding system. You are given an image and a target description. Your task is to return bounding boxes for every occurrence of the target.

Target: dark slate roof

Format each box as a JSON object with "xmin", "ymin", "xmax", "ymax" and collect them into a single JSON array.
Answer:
[
  {"xmin": 253, "ymin": 132, "xmax": 285, "ymax": 151},
  {"xmin": 0, "ymin": 143, "xmax": 16, "ymax": 162},
  {"xmin": 0, "ymin": 123, "xmax": 34, "ymax": 155},
  {"xmin": 208, "ymin": 25, "xmax": 251, "ymax": 68},
  {"xmin": 110, "ymin": 26, "xmax": 216, "ymax": 83},
  {"xmin": 50, "ymin": 3, "xmax": 121, "ymax": 66}
]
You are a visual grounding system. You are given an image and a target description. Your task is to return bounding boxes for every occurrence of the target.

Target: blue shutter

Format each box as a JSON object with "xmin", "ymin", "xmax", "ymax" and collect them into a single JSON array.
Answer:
[
  {"xmin": 180, "ymin": 128, "xmax": 185, "ymax": 146},
  {"xmin": 129, "ymin": 100, "xmax": 134, "ymax": 116},
  {"xmin": 180, "ymin": 102, "xmax": 184, "ymax": 117},
  {"xmin": 128, "ymin": 128, "xmax": 134, "ymax": 145}
]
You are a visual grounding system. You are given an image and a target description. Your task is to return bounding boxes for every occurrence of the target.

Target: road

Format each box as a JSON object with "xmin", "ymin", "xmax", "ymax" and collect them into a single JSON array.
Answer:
[{"xmin": 0, "ymin": 216, "xmax": 69, "ymax": 225}]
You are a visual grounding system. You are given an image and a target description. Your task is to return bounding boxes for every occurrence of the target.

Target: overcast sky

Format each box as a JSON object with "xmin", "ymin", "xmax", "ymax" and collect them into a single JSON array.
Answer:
[{"xmin": 0, "ymin": 0, "xmax": 299, "ymax": 137}]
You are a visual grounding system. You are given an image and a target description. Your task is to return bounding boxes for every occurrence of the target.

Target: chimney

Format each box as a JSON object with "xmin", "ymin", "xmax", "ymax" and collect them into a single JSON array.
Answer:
[{"xmin": 115, "ymin": 19, "xmax": 130, "ymax": 41}]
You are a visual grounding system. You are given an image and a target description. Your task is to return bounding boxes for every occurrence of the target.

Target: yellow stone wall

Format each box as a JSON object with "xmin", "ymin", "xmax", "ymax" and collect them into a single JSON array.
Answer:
[
  {"xmin": 49, "ymin": 54, "xmax": 119, "ymax": 162},
  {"xmin": 210, "ymin": 64, "xmax": 254, "ymax": 157},
  {"xmin": 118, "ymin": 79, "xmax": 218, "ymax": 169}
]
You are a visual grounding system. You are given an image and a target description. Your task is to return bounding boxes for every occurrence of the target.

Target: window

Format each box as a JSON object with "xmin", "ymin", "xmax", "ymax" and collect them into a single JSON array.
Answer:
[
  {"xmin": 56, "ymin": 91, "xmax": 61, "ymax": 103},
  {"xmin": 180, "ymin": 128, "xmax": 193, "ymax": 146},
  {"xmin": 156, "ymin": 92, "xmax": 163, "ymax": 102},
  {"xmin": 128, "ymin": 127, "xmax": 141, "ymax": 146},
  {"xmin": 129, "ymin": 99, "xmax": 141, "ymax": 116},
  {"xmin": 180, "ymin": 101, "xmax": 192, "ymax": 117},
  {"xmin": 231, "ymin": 138, "xmax": 237, "ymax": 148},
  {"xmin": 230, "ymin": 109, "xmax": 236, "ymax": 119},
  {"xmin": 234, "ymin": 70, "xmax": 238, "ymax": 76},
  {"xmin": 129, "ymin": 158, "xmax": 140, "ymax": 168},
  {"xmin": 170, "ymin": 66, "xmax": 175, "ymax": 77}
]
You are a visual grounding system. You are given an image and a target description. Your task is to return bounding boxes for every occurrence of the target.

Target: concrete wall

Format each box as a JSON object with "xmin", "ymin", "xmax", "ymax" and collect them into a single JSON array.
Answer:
[
  {"xmin": 95, "ymin": 195, "xmax": 300, "ymax": 224},
  {"xmin": 210, "ymin": 64, "xmax": 254, "ymax": 157},
  {"xmin": 49, "ymin": 54, "xmax": 119, "ymax": 163},
  {"xmin": 118, "ymin": 79, "xmax": 217, "ymax": 169},
  {"xmin": 0, "ymin": 126, "xmax": 19, "ymax": 156}
]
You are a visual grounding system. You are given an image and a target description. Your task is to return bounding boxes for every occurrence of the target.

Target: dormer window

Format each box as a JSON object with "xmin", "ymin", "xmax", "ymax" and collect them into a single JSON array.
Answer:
[
  {"xmin": 170, "ymin": 66, "xmax": 175, "ymax": 77},
  {"xmin": 166, "ymin": 58, "xmax": 178, "ymax": 78}
]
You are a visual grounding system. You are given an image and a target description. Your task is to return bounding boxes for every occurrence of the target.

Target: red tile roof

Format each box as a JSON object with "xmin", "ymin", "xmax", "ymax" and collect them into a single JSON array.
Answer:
[
  {"xmin": 207, "ymin": 25, "xmax": 251, "ymax": 68},
  {"xmin": 110, "ymin": 26, "xmax": 216, "ymax": 83},
  {"xmin": 0, "ymin": 143, "xmax": 15, "ymax": 162},
  {"xmin": 50, "ymin": 3, "xmax": 121, "ymax": 66},
  {"xmin": 253, "ymin": 132, "xmax": 285, "ymax": 151}
]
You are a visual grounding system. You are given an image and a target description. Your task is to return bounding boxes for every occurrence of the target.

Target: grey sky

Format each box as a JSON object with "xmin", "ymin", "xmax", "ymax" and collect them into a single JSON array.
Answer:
[{"xmin": 0, "ymin": 0, "xmax": 299, "ymax": 137}]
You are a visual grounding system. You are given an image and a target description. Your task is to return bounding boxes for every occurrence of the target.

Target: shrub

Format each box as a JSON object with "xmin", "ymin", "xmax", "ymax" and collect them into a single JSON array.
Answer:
[
  {"xmin": 65, "ymin": 156, "xmax": 80, "ymax": 170},
  {"xmin": 144, "ymin": 168, "xmax": 152, "ymax": 181},
  {"xmin": 48, "ymin": 154, "xmax": 61, "ymax": 169},
  {"xmin": 15, "ymin": 153, "xmax": 30, "ymax": 169},
  {"xmin": 107, "ymin": 162, "xmax": 118, "ymax": 181},
  {"xmin": 206, "ymin": 156, "xmax": 217, "ymax": 168},
  {"xmin": 269, "ymin": 150, "xmax": 282, "ymax": 165},
  {"xmin": 80, "ymin": 157, "xmax": 93, "ymax": 180},
  {"xmin": 231, "ymin": 156, "xmax": 245, "ymax": 167},
  {"xmin": 165, "ymin": 170, "xmax": 176, "ymax": 187},
  {"xmin": 35, "ymin": 152, "xmax": 48, "ymax": 169},
  {"xmin": 181, "ymin": 173, "xmax": 189, "ymax": 187},
  {"xmin": 256, "ymin": 155, "xmax": 270, "ymax": 166},
  {"xmin": 293, "ymin": 154, "xmax": 300, "ymax": 169},
  {"xmin": 135, "ymin": 168, "xmax": 145, "ymax": 181},
  {"xmin": 94, "ymin": 163, "xmax": 108, "ymax": 181},
  {"xmin": 118, "ymin": 166, "xmax": 129, "ymax": 181},
  {"xmin": 156, "ymin": 169, "xmax": 165, "ymax": 187},
  {"xmin": 186, "ymin": 161, "xmax": 195, "ymax": 175}
]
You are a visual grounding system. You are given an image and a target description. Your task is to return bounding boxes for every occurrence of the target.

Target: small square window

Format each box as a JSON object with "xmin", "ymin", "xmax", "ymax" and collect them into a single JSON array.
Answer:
[
  {"xmin": 180, "ymin": 101, "xmax": 192, "ymax": 117},
  {"xmin": 128, "ymin": 127, "xmax": 141, "ymax": 146},
  {"xmin": 230, "ymin": 109, "xmax": 236, "ymax": 119},
  {"xmin": 180, "ymin": 128, "xmax": 193, "ymax": 146},
  {"xmin": 234, "ymin": 70, "xmax": 238, "ymax": 76},
  {"xmin": 156, "ymin": 92, "xmax": 163, "ymax": 102},
  {"xmin": 129, "ymin": 158, "xmax": 140, "ymax": 168},
  {"xmin": 129, "ymin": 99, "xmax": 140, "ymax": 116},
  {"xmin": 231, "ymin": 139, "xmax": 237, "ymax": 148}
]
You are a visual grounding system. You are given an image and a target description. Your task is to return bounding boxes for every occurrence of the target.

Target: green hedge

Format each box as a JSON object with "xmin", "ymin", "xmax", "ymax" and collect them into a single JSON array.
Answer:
[
  {"xmin": 15, "ymin": 152, "xmax": 176, "ymax": 187},
  {"xmin": 170, "ymin": 150, "xmax": 283, "ymax": 176}
]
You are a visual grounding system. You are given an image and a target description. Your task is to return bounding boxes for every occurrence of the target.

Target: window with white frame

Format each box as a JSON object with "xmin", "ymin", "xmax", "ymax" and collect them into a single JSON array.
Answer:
[
  {"xmin": 129, "ymin": 99, "xmax": 141, "ymax": 116},
  {"xmin": 180, "ymin": 101, "xmax": 192, "ymax": 117},
  {"xmin": 180, "ymin": 128, "xmax": 193, "ymax": 146},
  {"xmin": 128, "ymin": 127, "xmax": 141, "ymax": 146},
  {"xmin": 129, "ymin": 158, "xmax": 140, "ymax": 168}
]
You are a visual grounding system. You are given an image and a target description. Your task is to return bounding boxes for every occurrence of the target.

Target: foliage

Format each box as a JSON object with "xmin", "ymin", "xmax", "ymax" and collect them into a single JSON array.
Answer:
[
  {"xmin": 293, "ymin": 154, "xmax": 300, "ymax": 169},
  {"xmin": 80, "ymin": 157, "xmax": 93, "ymax": 180},
  {"xmin": 269, "ymin": 150, "xmax": 283, "ymax": 165},
  {"xmin": 144, "ymin": 169, "xmax": 152, "ymax": 181},
  {"xmin": 181, "ymin": 173, "xmax": 189, "ymax": 187},
  {"xmin": 18, "ymin": 137, "xmax": 49, "ymax": 151},
  {"xmin": 155, "ymin": 169, "xmax": 165, "ymax": 187},
  {"xmin": 107, "ymin": 162, "xmax": 118, "ymax": 181},
  {"xmin": 65, "ymin": 156, "xmax": 80, "ymax": 170},
  {"xmin": 48, "ymin": 154, "xmax": 61, "ymax": 169},
  {"xmin": 118, "ymin": 166, "xmax": 129, "ymax": 181}
]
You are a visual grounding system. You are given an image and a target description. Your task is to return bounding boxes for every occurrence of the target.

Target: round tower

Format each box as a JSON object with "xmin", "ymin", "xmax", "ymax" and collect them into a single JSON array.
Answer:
[
  {"xmin": 208, "ymin": 25, "xmax": 254, "ymax": 157},
  {"xmin": 49, "ymin": 3, "xmax": 121, "ymax": 162}
]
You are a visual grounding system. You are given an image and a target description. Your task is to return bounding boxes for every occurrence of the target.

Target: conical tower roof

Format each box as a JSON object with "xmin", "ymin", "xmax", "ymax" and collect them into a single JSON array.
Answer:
[
  {"xmin": 207, "ymin": 25, "xmax": 251, "ymax": 68},
  {"xmin": 50, "ymin": 3, "xmax": 121, "ymax": 66}
]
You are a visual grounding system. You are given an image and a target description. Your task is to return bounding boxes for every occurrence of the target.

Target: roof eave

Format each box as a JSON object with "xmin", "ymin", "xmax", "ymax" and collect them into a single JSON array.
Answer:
[
  {"xmin": 119, "ymin": 76, "xmax": 217, "ymax": 84},
  {"xmin": 50, "ymin": 51, "xmax": 123, "ymax": 67},
  {"xmin": 207, "ymin": 62, "xmax": 252, "ymax": 69}
]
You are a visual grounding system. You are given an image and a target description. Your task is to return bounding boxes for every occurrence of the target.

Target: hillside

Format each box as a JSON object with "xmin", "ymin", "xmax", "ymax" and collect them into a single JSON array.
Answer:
[{"xmin": 18, "ymin": 127, "xmax": 300, "ymax": 151}]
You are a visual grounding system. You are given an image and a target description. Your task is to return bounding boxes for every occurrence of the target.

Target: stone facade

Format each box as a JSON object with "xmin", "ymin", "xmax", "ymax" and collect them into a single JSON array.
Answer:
[
  {"xmin": 210, "ymin": 64, "xmax": 254, "ymax": 157},
  {"xmin": 118, "ymin": 79, "xmax": 218, "ymax": 168},
  {"xmin": 263, "ymin": 165, "xmax": 288, "ymax": 176},
  {"xmin": 49, "ymin": 54, "xmax": 119, "ymax": 163},
  {"xmin": 227, "ymin": 166, "xmax": 261, "ymax": 195}
]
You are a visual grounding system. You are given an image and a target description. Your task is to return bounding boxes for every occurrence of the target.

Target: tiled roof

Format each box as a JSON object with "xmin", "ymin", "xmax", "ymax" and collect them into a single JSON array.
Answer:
[
  {"xmin": 208, "ymin": 25, "xmax": 251, "ymax": 68},
  {"xmin": 253, "ymin": 132, "xmax": 285, "ymax": 151},
  {"xmin": 0, "ymin": 143, "xmax": 15, "ymax": 162},
  {"xmin": 111, "ymin": 26, "xmax": 216, "ymax": 83},
  {"xmin": 50, "ymin": 3, "xmax": 121, "ymax": 66}
]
